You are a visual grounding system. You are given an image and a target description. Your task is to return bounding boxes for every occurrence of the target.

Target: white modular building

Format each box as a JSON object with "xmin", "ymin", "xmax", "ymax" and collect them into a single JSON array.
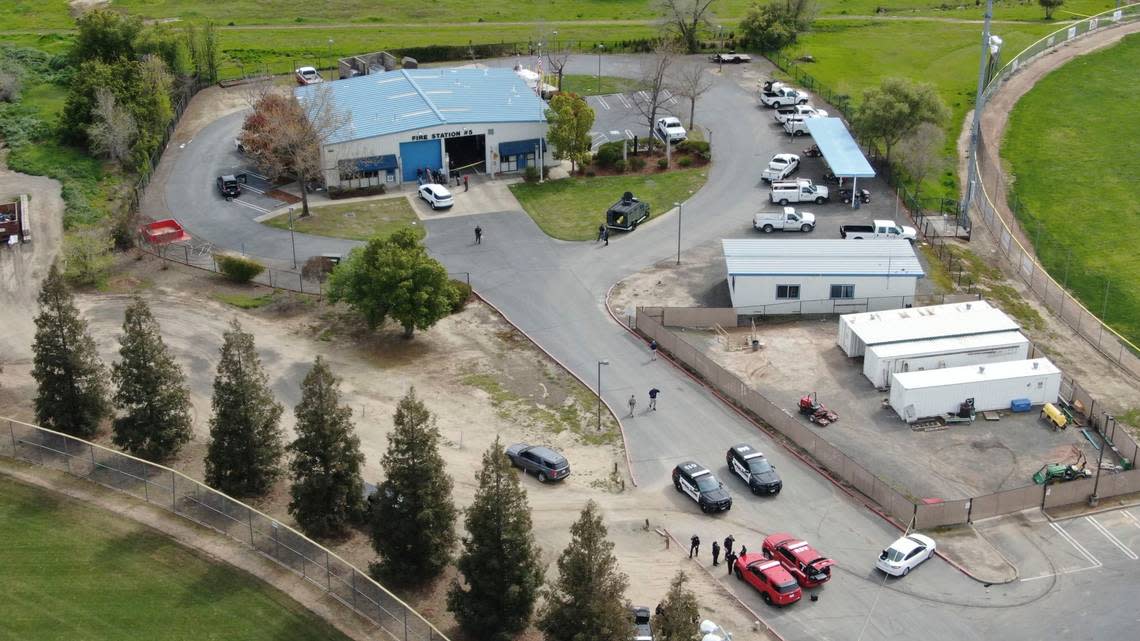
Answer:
[
  {"xmin": 888, "ymin": 358, "xmax": 1061, "ymax": 423},
  {"xmin": 836, "ymin": 300, "xmax": 1021, "ymax": 357},
  {"xmin": 296, "ymin": 67, "xmax": 551, "ymax": 190},
  {"xmin": 723, "ymin": 239, "xmax": 923, "ymax": 316},
  {"xmin": 863, "ymin": 331, "xmax": 1030, "ymax": 389}
]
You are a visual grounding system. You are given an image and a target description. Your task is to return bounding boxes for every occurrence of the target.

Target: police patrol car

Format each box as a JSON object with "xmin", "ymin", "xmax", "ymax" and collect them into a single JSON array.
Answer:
[
  {"xmin": 726, "ymin": 443, "xmax": 782, "ymax": 495},
  {"xmin": 672, "ymin": 461, "xmax": 732, "ymax": 513}
]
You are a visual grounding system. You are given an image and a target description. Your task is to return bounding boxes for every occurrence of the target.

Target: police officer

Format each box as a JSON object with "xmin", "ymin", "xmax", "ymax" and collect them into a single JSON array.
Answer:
[{"xmin": 689, "ymin": 534, "xmax": 700, "ymax": 558}]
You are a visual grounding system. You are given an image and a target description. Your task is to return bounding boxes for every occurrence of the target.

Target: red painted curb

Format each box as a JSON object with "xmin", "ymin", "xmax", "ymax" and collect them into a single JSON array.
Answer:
[{"xmin": 471, "ymin": 291, "xmax": 638, "ymax": 488}]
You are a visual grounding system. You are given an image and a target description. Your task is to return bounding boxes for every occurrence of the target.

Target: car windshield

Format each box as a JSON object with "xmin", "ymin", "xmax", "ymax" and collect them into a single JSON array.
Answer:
[
  {"xmin": 748, "ymin": 458, "xmax": 772, "ymax": 474},
  {"xmin": 695, "ymin": 475, "xmax": 719, "ymax": 492},
  {"xmin": 776, "ymin": 581, "xmax": 799, "ymax": 594},
  {"xmin": 883, "ymin": 547, "xmax": 906, "ymax": 562}
]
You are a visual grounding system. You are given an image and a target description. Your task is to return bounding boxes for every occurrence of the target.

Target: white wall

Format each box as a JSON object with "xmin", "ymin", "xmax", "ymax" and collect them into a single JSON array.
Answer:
[
  {"xmin": 321, "ymin": 120, "xmax": 551, "ymax": 188},
  {"xmin": 728, "ymin": 273, "xmax": 919, "ymax": 315}
]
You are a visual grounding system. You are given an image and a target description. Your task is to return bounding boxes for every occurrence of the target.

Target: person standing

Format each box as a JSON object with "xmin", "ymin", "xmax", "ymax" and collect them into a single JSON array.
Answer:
[
  {"xmin": 464, "ymin": 175, "xmax": 469, "ymax": 192},
  {"xmin": 724, "ymin": 534, "xmax": 735, "ymax": 557},
  {"xmin": 711, "ymin": 540, "xmax": 721, "ymax": 566},
  {"xmin": 627, "ymin": 394, "xmax": 636, "ymax": 417},
  {"xmin": 474, "ymin": 225, "xmax": 483, "ymax": 245},
  {"xmin": 689, "ymin": 534, "xmax": 700, "ymax": 558},
  {"xmin": 725, "ymin": 550, "xmax": 737, "ymax": 575},
  {"xmin": 597, "ymin": 224, "xmax": 606, "ymax": 243},
  {"xmin": 648, "ymin": 388, "xmax": 660, "ymax": 411},
  {"xmin": 649, "ymin": 339, "xmax": 659, "ymax": 361},
  {"xmin": 602, "ymin": 227, "xmax": 609, "ymax": 246}
]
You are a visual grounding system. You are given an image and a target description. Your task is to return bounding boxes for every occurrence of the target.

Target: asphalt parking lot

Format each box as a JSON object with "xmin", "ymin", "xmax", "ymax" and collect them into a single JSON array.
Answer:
[
  {"xmin": 587, "ymin": 90, "xmax": 683, "ymax": 150},
  {"xmin": 215, "ymin": 164, "xmax": 296, "ymax": 219}
]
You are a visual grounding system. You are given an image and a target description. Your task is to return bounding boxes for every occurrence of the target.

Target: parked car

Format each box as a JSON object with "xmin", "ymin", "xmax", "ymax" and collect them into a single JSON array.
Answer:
[
  {"xmin": 726, "ymin": 443, "xmax": 783, "ymax": 494},
  {"xmin": 505, "ymin": 443, "xmax": 571, "ymax": 482},
  {"xmin": 295, "ymin": 66, "xmax": 324, "ymax": 85},
  {"xmin": 877, "ymin": 534, "xmax": 936, "ymax": 577},
  {"xmin": 753, "ymin": 207, "xmax": 814, "ymax": 234},
  {"xmin": 606, "ymin": 192, "xmax": 651, "ymax": 231},
  {"xmin": 418, "ymin": 183, "xmax": 454, "ymax": 209},
  {"xmin": 762, "ymin": 534, "xmax": 835, "ymax": 588},
  {"xmin": 672, "ymin": 461, "xmax": 732, "ymax": 513},
  {"xmin": 760, "ymin": 82, "xmax": 810, "ymax": 108},
  {"xmin": 774, "ymin": 105, "xmax": 828, "ymax": 124},
  {"xmin": 654, "ymin": 117, "xmax": 687, "ymax": 144},
  {"xmin": 710, "ymin": 52, "xmax": 752, "ymax": 64},
  {"xmin": 761, "ymin": 153, "xmax": 800, "ymax": 183},
  {"xmin": 630, "ymin": 606, "xmax": 653, "ymax": 641},
  {"xmin": 770, "ymin": 179, "xmax": 828, "ymax": 205},
  {"xmin": 216, "ymin": 173, "xmax": 247, "ymax": 200},
  {"xmin": 734, "ymin": 552, "xmax": 802, "ymax": 606},
  {"xmin": 839, "ymin": 220, "xmax": 917, "ymax": 241}
]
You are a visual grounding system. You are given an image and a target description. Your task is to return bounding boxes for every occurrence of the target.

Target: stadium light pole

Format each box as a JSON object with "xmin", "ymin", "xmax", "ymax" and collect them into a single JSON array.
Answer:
[
  {"xmin": 596, "ymin": 359, "xmax": 610, "ymax": 430},
  {"xmin": 961, "ymin": 0, "xmax": 994, "ymax": 232}
]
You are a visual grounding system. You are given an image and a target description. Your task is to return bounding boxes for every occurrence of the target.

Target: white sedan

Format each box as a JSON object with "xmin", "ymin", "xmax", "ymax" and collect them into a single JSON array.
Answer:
[
  {"xmin": 877, "ymin": 533, "xmax": 936, "ymax": 577},
  {"xmin": 418, "ymin": 183, "xmax": 454, "ymax": 210}
]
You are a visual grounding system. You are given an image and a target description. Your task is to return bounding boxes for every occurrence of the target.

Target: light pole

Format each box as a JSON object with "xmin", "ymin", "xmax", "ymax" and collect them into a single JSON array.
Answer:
[
  {"xmin": 716, "ymin": 26, "xmax": 724, "ymax": 72},
  {"xmin": 287, "ymin": 207, "xmax": 297, "ymax": 269},
  {"xmin": 596, "ymin": 43, "xmax": 605, "ymax": 94},
  {"xmin": 596, "ymin": 359, "xmax": 610, "ymax": 430},
  {"xmin": 675, "ymin": 201, "xmax": 682, "ymax": 265},
  {"xmin": 961, "ymin": 0, "xmax": 994, "ymax": 231},
  {"xmin": 1091, "ymin": 414, "xmax": 1113, "ymax": 505}
]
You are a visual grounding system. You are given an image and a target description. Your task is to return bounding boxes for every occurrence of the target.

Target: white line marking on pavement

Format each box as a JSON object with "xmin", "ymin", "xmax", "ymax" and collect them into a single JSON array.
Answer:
[
  {"xmin": 231, "ymin": 199, "xmax": 271, "ymax": 214},
  {"xmin": 624, "ymin": 129, "xmax": 634, "ymax": 140},
  {"xmin": 617, "ymin": 93, "xmax": 632, "ymax": 109},
  {"xmin": 595, "ymin": 96, "xmax": 610, "ymax": 111},
  {"xmin": 1123, "ymin": 510, "xmax": 1140, "ymax": 528},
  {"xmin": 1022, "ymin": 522, "xmax": 1104, "ymax": 582},
  {"xmin": 1087, "ymin": 515, "xmax": 1138, "ymax": 559},
  {"xmin": 244, "ymin": 170, "xmax": 269, "ymax": 180},
  {"xmin": 637, "ymin": 90, "xmax": 649, "ymax": 102},
  {"xmin": 241, "ymin": 184, "xmax": 266, "ymax": 195}
]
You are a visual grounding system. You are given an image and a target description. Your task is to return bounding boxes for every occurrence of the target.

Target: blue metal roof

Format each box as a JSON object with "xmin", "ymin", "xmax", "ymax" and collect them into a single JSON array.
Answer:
[
  {"xmin": 296, "ymin": 67, "xmax": 547, "ymax": 144},
  {"xmin": 804, "ymin": 118, "xmax": 875, "ymax": 178}
]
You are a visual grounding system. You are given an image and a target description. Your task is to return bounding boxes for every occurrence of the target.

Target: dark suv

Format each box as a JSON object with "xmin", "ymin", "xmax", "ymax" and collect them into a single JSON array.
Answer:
[
  {"xmin": 505, "ymin": 443, "xmax": 570, "ymax": 483},
  {"xmin": 672, "ymin": 461, "xmax": 732, "ymax": 513},
  {"xmin": 630, "ymin": 606, "xmax": 653, "ymax": 641},
  {"xmin": 726, "ymin": 443, "xmax": 782, "ymax": 495},
  {"xmin": 216, "ymin": 173, "xmax": 247, "ymax": 200}
]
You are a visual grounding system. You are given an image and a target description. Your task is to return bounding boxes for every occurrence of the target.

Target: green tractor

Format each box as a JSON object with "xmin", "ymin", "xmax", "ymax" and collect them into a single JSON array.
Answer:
[{"xmin": 1032, "ymin": 452, "xmax": 1092, "ymax": 485}]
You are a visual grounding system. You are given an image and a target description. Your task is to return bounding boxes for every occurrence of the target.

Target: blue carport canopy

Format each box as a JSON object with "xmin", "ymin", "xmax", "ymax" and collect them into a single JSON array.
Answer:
[{"xmin": 805, "ymin": 117, "xmax": 875, "ymax": 178}]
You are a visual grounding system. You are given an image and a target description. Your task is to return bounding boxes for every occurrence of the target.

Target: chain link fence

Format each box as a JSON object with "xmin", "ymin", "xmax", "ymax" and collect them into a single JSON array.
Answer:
[
  {"xmin": 0, "ymin": 417, "xmax": 449, "ymax": 641},
  {"xmin": 969, "ymin": 4, "xmax": 1140, "ymax": 379}
]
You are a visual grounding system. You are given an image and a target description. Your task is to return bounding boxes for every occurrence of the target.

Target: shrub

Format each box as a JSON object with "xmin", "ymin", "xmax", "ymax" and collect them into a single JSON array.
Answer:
[
  {"xmin": 657, "ymin": 158, "xmax": 669, "ymax": 170},
  {"xmin": 449, "ymin": 279, "xmax": 472, "ymax": 313},
  {"xmin": 629, "ymin": 157, "xmax": 646, "ymax": 171},
  {"xmin": 592, "ymin": 140, "xmax": 625, "ymax": 168},
  {"xmin": 216, "ymin": 253, "xmax": 266, "ymax": 283},
  {"xmin": 328, "ymin": 184, "xmax": 386, "ymax": 199},
  {"xmin": 676, "ymin": 140, "xmax": 710, "ymax": 155},
  {"xmin": 523, "ymin": 165, "xmax": 540, "ymax": 183},
  {"xmin": 678, "ymin": 156, "xmax": 693, "ymax": 167},
  {"xmin": 612, "ymin": 159, "xmax": 626, "ymax": 173},
  {"xmin": 585, "ymin": 170, "xmax": 596, "ymax": 177}
]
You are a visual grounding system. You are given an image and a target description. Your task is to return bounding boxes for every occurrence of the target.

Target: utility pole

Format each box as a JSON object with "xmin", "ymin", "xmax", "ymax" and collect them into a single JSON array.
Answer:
[
  {"xmin": 675, "ymin": 201, "xmax": 683, "ymax": 265},
  {"xmin": 961, "ymin": 0, "xmax": 994, "ymax": 232},
  {"xmin": 596, "ymin": 360, "xmax": 609, "ymax": 430}
]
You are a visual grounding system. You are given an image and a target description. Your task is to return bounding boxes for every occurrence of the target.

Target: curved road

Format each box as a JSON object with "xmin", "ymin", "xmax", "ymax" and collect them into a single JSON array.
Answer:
[{"xmin": 163, "ymin": 55, "xmax": 1132, "ymax": 641}]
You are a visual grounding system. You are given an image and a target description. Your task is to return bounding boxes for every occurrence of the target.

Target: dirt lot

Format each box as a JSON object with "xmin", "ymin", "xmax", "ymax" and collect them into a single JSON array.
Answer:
[{"xmin": 0, "ymin": 254, "xmax": 772, "ymax": 640}]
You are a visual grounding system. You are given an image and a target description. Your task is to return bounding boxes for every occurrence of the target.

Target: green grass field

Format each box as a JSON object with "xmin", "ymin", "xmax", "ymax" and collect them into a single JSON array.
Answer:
[
  {"xmin": 560, "ymin": 74, "xmax": 648, "ymax": 96},
  {"xmin": 1003, "ymin": 33, "xmax": 1140, "ymax": 345},
  {"xmin": 0, "ymin": 475, "xmax": 352, "ymax": 641},
  {"xmin": 263, "ymin": 196, "xmax": 424, "ymax": 241},
  {"xmin": 510, "ymin": 168, "xmax": 707, "ymax": 240}
]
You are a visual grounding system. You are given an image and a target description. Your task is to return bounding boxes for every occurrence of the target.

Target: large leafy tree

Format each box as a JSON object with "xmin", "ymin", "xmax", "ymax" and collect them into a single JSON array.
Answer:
[
  {"xmin": 655, "ymin": 0, "xmax": 717, "ymax": 54},
  {"xmin": 369, "ymin": 388, "xmax": 457, "ymax": 585},
  {"xmin": 111, "ymin": 296, "xmax": 193, "ymax": 461},
  {"xmin": 546, "ymin": 92, "xmax": 595, "ymax": 172},
  {"xmin": 204, "ymin": 319, "xmax": 285, "ymax": 497},
  {"xmin": 538, "ymin": 500, "xmax": 632, "ymax": 641},
  {"xmin": 287, "ymin": 357, "xmax": 367, "ymax": 539},
  {"xmin": 72, "ymin": 9, "xmax": 143, "ymax": 64},
  {"xmin": 447, "ymin": 437, "xmax": 545, "ymax": 640},
  {"xmin": 327, "ymin": 228, "xmax": 458, "ymax": 338},
  {"xmin": 31, "ymin": 264, "xmax": 110, "ymax": 439},
  {"xmin": 740, "ymin": 1, "xmax": 819, "ymax": 52},
  {"xmin": 655, "ymin": 571, "xmax": 701, "ymax": 641},
  {"xmin": 854, "ymin": 77, "xmax": 950, "ymax": 162},
  {"xmin": 1039, "ymin": 0, "xmax": 1064, "ymax": 20}
]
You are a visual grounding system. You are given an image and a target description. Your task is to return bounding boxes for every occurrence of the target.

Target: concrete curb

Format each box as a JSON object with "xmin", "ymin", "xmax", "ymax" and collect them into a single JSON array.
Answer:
[
  {"xmin": 661, "ymin": 527, "xmax": 787, "ymax": 641},
  {"xmin": 602, "ymin": 285, "xmax": 1010, "ymax": 585},
  {"xmin": 962, "ymin": 525, "xmax": 1021, "ymax": 585},
  {"xmin": 471, "ymin": 290, "xmax": 638, "ymax": 488}
]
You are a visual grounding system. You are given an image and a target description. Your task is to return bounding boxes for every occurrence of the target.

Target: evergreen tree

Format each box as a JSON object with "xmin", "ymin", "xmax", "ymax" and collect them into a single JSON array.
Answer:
[
  {"xmin": 369, "ymin": 388, "xmax": 457, "ymax": 585},
  {"xmin": 204, "ymin": 319, "xmax": 284, "ymax": 497},
  {"xmin": 32, "ymin": 264, "xmax": 109, "ymax": 439},
  {"xmin": 447, "ymin": 437, "xmax": 545, "ymax": 640},
  {"xmin": 287, "ymin": 357, "xmax": 366, "ymax": 538},
  {"xmin": 538, "ymin": 500, "xmax": 632, "ymax": 641},
  {"xmin": 656, "ymin": 571, "xmax": 701, "ymax": 641},
  {"xmin": 111, "ymin": 296, "xmax": 193, "ymax": 461}
]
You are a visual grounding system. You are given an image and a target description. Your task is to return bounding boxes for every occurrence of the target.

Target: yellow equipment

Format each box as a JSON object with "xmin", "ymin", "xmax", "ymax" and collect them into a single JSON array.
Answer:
[{"xmin": 1041, "ymin": 403, "xmax": 1067, "ymax": 430}]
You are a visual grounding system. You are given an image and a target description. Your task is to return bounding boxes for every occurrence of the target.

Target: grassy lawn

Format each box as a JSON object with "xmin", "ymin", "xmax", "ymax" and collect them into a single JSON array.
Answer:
[
  {"xmin": 560, "ymin": 74, "xmax": 649, "ymax": 96},
  {"xmin": 0, "ymin": 475, "xmax": 350, "ymax": 641},
  {"xmin": 263, "ymin": 196, "xmax": 423, "ymax": 242},
  {"xmin": 1004, "ymin": 33, "xmax": 1140, "ymax": 345},
  {"xmin": 510, "ymin": 169, "xmax": 707, "ymax": 241}
]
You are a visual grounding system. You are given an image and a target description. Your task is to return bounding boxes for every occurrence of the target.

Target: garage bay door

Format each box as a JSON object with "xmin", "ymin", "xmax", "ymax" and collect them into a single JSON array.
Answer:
[{"xmin": 400, "ymin": 139, "xmax": 442, "ymax": 182}]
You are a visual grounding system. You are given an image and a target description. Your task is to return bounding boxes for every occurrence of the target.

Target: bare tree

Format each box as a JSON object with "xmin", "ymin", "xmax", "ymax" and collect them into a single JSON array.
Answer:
[
  {"xmin": 655, "ymin": 0, "xmax": 717, "ymax": 54},
  {"xmin": 545, "ymin": 46, "xmax": 572, "ymax": 92},
  {"xmin": 669, "ymin": 59, "xmax": 715, "ymax": 131},
  {"xmin": 632, "ymin": 46, "xmax": 677, "ymax": 153},
  {"xmin": 87, "ymin": 88, "xmax": 137, "ymax": 165},
  {"xmin": 895, "ymin": 122, "xmax": 946, "ymax": 206},
  {"xmin": 240, "ymin": 84, "xmax": 349, "ymax": 216}
]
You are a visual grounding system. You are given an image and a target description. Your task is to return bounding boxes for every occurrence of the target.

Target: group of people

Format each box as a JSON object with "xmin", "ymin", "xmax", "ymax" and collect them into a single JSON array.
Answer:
[
  {"xmin": 689, "ymin": 534, "xmax": 746, "ymax": 574},
  {"xmin": 416, "ymin": 167, "xmax": 445, "ymax": 186}
]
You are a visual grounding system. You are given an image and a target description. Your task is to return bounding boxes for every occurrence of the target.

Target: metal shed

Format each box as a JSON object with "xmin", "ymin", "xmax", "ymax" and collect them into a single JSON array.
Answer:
[
  {"xmin": 863, "ymin": 331, "xmax": 1030, "ymax": 389},
  {"xmin": 888, "ymin": 358, "xmax": 1061, "ymax": 423},
  {"xmin": 836, "ymin": 300, "xmax": 1020, "ymax": 357}
]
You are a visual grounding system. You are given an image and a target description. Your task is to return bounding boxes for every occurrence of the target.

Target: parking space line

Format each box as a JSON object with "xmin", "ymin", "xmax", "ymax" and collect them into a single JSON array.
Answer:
[
  {"xmin": 1086, "ymin": 515, "xmax": 1138, "ymax": 560},
  {"xmin": 663, "ymin": 90, "xmax": 678, "ymax": 105},
  {"xmin": 241, "ymin": 184, "xmax": 266, "ymax": 195},
  {"xmin": 1021, "ymin": 522, "xmax": 1102, "ymax": 582},
  {"xmin": 231, "ymin": 199, "xmax": 271, "ymax": 214},
  {"xmin": 243, "ymin": 170, "xmax": 269, "ymax": 180},
  {"xmin": 616, "ymin": 93, "xmax": 632, "ymax": 109},
  {"xmin": 595, "ymin": 96, "xmax": 610, "ymax": 111},
  {"xmin": 637, "ymin": 90, "xmax": 649, "ymax": 102},
  {"xmin": 1123, "ymin": 510, "xmax": 1140, "ymax": 528},
  {"xmin": 624, "ymin": 129, "xmax": 634, "ymax": 140}
]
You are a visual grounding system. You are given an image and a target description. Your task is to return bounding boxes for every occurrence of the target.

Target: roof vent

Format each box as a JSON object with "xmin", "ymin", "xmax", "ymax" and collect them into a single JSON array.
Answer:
[{"xmin": 966, "ymin": 303, "xmax": 972, "ymax": 310}]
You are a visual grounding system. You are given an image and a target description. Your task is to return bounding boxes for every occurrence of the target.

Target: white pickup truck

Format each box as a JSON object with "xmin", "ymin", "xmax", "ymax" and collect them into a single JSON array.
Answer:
[
  {"xmin": 754, "ymin": 207, "xmax": 816, "ymax": 233},
  {"xmin": 839, "ymin": 220, "xmax": 918, "ymax": 241},
  {"xmin": 761, "ymin": 153, "xmax": 800, "ymax": 182},
  {"xmin": 774, "ymin": 104, "xmax": 828, "ymax": 124},
  {"xmin": 783, "ymin": 117, "xmax": 813, "ymax": 136},
  {"xmin": 760, "ymin": 85, "xmax": 810, "ymax": 108},
  {"xmin": 770, "ymin": 178, "xmax": 829, "ymax": 205}
]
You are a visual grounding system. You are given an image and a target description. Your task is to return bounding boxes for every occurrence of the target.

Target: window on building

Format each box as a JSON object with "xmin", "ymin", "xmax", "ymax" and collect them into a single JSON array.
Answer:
[
  {"xmin": 502, "ymin": 153, "xmax": 536, "ymax": 173},
  {"xmin": 830, "ymin": 284, "xmax": 855, "ymax": 299},
  {"xmin": 776, "ymin": 284, "xmax": 800, "ymax": 300}
]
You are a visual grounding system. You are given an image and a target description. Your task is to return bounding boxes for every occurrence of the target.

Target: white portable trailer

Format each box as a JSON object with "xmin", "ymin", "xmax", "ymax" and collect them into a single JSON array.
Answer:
[
  {"xmin": 888, "ymin": 358, "xmax": 1061, "ymax": 423},
  {"xmin": 836, "ymin": 300, "xmax": 1020, "ymax": 357},
  {"xmin": 863, "ymin": 331, "xmax": 1030, "ymax": 389}
]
